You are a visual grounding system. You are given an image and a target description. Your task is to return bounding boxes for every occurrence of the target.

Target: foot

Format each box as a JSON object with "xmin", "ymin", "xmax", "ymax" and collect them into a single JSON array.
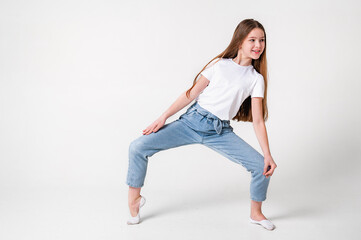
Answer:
[
  {"xmin": 249, "ymin": 213, "xmax": 275, "ymax": 230},
  {"xmin": 250, "ymin": 212, "xmax": 267, "ymax": 221},
  {"xmin": 127, "ymin": 196, "xmax": 146, "ymax": 225},
  {"xmin": 129, "ymin": 196, "xmax": 142, "ymax": 217}
]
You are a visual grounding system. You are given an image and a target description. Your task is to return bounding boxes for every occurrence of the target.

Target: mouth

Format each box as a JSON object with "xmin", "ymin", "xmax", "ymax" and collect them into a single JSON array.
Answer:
[{"xmin": 252, "ymin": 50, "xmax": 261, "ymax": 54}]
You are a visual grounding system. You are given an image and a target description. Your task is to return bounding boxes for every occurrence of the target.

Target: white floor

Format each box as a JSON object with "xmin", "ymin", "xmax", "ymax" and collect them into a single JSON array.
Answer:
[{"xmin": 1, "ymin": 175, "xmax": 360, "ymax": 240}]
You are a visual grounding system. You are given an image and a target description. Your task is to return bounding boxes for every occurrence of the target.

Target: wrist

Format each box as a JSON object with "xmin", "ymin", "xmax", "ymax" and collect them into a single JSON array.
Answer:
[{"xmin": 161, "ymin": 112, "xmax": 169, "ymax": 120}]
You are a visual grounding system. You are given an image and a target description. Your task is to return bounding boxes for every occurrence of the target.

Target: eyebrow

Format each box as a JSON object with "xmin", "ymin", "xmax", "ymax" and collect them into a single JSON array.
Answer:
[{"xmin": 248, "ymin": 36, "xmax": 265, "ymax": 39}]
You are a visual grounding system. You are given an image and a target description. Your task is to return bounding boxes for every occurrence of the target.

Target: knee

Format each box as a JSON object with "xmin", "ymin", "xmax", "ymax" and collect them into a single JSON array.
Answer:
[
  {"xmin": 250, "ymin": 152, "xmax": 265, "ymax": 173},
  {"xmin": 129, "ymin": 138, "xmax": 146, "ymax": 155}
]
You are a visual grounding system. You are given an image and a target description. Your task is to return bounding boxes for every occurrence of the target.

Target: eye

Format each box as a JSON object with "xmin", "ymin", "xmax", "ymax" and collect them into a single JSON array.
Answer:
[{"xmin": 250, "ymin": 39, "xmax": 265, "ymax": 42}]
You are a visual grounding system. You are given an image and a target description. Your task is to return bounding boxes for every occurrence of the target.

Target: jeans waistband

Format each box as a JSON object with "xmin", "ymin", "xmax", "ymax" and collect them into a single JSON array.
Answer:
[{"xmin": 187, "ymin": 101, "xmax": 231, "ymax": 134}]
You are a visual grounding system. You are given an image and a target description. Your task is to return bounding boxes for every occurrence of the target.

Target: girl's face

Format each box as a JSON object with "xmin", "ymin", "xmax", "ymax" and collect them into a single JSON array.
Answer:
[{"xmin": 239, "ymin": 28, "xmax": 265, "ymax": 60}]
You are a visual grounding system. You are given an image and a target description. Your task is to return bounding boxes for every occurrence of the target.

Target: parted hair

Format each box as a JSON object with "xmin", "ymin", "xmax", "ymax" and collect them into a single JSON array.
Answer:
[{"xmin": 186, "ymin": 19, "xmax": 269, "ymax": 122}]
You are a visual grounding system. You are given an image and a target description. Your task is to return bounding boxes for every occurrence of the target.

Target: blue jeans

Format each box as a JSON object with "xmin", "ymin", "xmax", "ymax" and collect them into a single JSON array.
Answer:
[{"xmin": 126, "ymin": 101, "xmax": 270, "ymax": 202}]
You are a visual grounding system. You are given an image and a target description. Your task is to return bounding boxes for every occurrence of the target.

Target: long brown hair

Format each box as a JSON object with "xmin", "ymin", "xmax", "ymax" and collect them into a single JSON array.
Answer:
[{"xmin": 186, "ymin": 19, "xmax": 269, "ymax": 122}]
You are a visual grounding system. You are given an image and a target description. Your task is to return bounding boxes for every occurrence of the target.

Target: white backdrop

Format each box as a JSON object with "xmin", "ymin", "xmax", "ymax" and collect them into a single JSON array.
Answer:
[{"xmin": 1, "ymin": 0, "xmax": 360, "ymax": 239}]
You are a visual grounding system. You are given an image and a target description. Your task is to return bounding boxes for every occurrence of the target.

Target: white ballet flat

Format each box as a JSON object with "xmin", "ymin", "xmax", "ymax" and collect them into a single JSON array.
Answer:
[
  {"xmin": 127, "ymin": 196, "xmax": 146, "ymax": 225},
  {"xmin": 249, "ymin": 217, "xmax": 276, "ymax": 230}
]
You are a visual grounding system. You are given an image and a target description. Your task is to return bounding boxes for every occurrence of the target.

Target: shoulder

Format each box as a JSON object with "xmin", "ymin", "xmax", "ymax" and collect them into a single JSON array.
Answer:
[
  {"xmin": 207, "ymin": 57, "xmax": 228, "ymax": 67},
  {"xmin": 256, "ymin": 72, "xmax": 264, "ymax": 81},
  {"xmin": 250, "ymin": 69, "xmax": 264, "ymax": 82},
  {"xmin": 253, "ymin": 72, "xmax": 265, "ymax": 89}
]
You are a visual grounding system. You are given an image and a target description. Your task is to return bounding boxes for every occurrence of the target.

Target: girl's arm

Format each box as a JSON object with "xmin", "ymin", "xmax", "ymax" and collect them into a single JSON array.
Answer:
[
  {"xmin": 251, "ymin": 97, "xmax": 277, "ymax": 178},
  {"xmin": 142, "ymin": 75, "xmax": 210, "ymax": 135},
  {"xmin": 161, "ymin": 75, "xmax": 210, "ymax": 119}
]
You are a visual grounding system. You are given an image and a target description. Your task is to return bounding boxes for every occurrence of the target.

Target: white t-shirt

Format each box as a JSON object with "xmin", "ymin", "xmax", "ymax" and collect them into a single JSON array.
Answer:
[{"xmin": 195, "ymin": 57, "xmax": 265, "ymax": 120}]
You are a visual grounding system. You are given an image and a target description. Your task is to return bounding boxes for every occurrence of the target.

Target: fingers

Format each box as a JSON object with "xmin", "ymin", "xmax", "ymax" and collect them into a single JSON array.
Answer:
[
  {"xmin": 142, "ymin": 118, "xmax": 166, "ymax": 135},
  {"xmin": 142, "ymin": 123, "xmax": 159, "ymax": 135},
  {"xmin": 263, "ymin": 164, "xmax": 276, "ymax": 178},
  {"xmin": 142, "ymin": 125, "xmax": 154, "ymax": 135},
  {"xmin": 153, "ymin": 126, "xmax": 160, "ymax": 133},
  {"xmin": 143, "ymin": 127, "xmax": 154, "ymax": 135},
  {"xmin": 263, "ymin": 165, "xmax": 269, "ymax": 175}
]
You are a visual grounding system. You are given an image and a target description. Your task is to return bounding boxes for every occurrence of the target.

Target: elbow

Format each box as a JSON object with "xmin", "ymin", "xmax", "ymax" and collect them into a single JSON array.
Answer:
[
  {"xmin": 252, "ymin": 118, "xmax": 264, "ymax": 125},
  {"xmin": 187, "ymin": 89, "xmax": 200, "ymax": 101}
]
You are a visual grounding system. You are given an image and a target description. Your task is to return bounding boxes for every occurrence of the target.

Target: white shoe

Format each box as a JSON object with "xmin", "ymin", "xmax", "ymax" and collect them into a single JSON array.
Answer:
[
  {"xmin": 127, "ymin": 196, "xmax": 146, "ymax": 225},
  {"xmin": 249, "ymin": 217, "xmax": 276, "ymax": 230}
]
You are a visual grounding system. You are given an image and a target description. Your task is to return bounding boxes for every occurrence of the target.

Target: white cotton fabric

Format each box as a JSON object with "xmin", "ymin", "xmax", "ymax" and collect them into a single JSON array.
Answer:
[{"xmin": 195, "ymin": 57, "xmax": 265, "ymax": 120}]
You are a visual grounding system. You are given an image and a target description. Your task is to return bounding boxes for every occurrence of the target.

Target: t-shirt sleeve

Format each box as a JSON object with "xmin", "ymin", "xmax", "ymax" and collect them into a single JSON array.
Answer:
[
  {"xmin": 200, "ymin": 58, "xmax": 219, "ymax": 81},
  {"xmin": 250, "ymin": 74, "xmax": 265, "ymax": 98}
]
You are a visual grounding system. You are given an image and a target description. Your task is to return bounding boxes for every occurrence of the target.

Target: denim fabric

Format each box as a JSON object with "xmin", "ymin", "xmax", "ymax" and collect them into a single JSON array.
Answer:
[{"xmin": 126, "ymin": 101, "xmax": 270, "ymax": 202}]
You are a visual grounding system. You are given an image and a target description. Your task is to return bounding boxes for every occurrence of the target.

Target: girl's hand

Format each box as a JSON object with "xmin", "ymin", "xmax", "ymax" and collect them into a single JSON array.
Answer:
[
  {"xmin": 142, "ymin": 115, "xmax": 167, "ymax": 135},
  {"xmin": 263, "ymin": 155, "xmax": 277, "ymax": 178}
]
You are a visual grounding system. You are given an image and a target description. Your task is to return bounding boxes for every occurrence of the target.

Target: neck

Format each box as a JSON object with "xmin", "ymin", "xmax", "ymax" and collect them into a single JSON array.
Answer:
[{"xmin": 232, "ymin": 57, "xmax": 252, "ymax": 66}]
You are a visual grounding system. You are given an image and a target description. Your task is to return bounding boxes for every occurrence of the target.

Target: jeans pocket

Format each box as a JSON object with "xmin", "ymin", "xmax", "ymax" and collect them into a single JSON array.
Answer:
[
  {"xmin": 186, "ymin": 108, "xmax": 197, "ymax": 115},
  {"xmin": 179, "ymin": 109, "xmax": 195, "ymax": 120}
]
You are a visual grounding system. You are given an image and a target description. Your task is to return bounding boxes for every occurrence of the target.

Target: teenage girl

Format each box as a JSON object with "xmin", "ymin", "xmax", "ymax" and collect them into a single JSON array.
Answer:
[{"xmin": 126, "ymin": 19, "xmax": 277, "ymax": 230}]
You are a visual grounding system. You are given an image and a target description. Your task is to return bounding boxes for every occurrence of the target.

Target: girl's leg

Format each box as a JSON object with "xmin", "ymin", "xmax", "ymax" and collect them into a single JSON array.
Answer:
[
  {"xmin": 202, "ymin": 130, "xmax": 271, "ymax": 220},
  {"xmin": 128, "ymin": 186, "xmax": 142, "ymax": 217},
  {"xmin": 126, "ymin": 120, "xmax": 201, "ymax": 216},
  {"xmin": 250, "ymin": 200, "xmax": 266, "ymax": 221}
]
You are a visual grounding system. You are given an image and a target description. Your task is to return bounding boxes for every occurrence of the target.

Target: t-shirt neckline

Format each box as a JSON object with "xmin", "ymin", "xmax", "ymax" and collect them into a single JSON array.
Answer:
[{"xmin": 228, "ymin": 58, "xmax": 253, "ymax": 68}]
